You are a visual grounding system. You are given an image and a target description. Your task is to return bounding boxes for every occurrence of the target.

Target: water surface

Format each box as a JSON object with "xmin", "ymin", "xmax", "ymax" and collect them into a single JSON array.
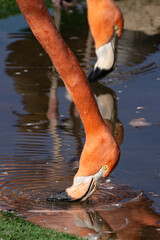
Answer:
[{"xmin": 0, "ymin": 2, "xmax": 160, "ymax": 239}]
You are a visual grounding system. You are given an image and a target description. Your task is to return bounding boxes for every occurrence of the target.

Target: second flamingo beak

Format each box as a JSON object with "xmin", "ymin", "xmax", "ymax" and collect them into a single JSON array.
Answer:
[{"xmin": 88, "ymin": 31, "xmax": 118, "ymax": 83}]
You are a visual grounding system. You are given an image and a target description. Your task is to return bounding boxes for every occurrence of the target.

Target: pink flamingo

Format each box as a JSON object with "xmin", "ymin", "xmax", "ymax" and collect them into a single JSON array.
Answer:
[{"xmin": 16, "ymin": 0, "xmax": 122, "ymax": 201}]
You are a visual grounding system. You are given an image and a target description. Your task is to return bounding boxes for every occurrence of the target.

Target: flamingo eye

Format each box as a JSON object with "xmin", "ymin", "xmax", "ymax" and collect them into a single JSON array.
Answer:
[
  {"xmin": 103, "ymin": 165, "xmax": 108, "ymax": 171},
  {"xmin": 114, "ymin": 25, "xmax": 119, "ymax": 33}
]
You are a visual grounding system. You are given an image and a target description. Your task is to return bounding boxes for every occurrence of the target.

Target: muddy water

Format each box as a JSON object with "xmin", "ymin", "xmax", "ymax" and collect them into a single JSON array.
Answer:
[{"xmin": 0, "ymin": 2, "xmax": 160, "ymax": 240}]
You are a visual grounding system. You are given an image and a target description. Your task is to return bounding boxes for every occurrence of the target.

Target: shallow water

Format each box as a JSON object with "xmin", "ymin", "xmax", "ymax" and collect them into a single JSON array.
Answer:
[{"xmin": 0, "ymin": 2, "xmax": 160, "ymax": 239}]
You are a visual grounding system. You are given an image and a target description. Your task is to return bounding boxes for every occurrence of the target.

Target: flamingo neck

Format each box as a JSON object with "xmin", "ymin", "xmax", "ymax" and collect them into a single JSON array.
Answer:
[{"xmin": 16, "ymin": 0, "xmax": 107, "ymax": 136}]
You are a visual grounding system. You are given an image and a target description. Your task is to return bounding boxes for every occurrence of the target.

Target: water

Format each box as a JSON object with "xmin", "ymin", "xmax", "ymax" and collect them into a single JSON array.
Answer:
[{"xmin": 0, "ymin": 1, "xmax": 160, "ymax": 239}]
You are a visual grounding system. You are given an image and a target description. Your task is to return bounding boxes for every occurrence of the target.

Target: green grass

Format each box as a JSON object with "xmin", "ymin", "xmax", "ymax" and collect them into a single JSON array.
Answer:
[{"xmin": 0, "ymin": 211, "xmax": 81, "ymax": 240}]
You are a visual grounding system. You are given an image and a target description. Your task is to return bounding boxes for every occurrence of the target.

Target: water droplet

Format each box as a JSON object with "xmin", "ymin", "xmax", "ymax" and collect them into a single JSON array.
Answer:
[
  {"xmin": 112, "ymin": 203, "xmax": 121, "ymax": 207},
  {"xmin": 129, "ymin": 118, "xmax": 153, "ymax": 127},
  {"xmin": 106, "ymin": 178, "xmax": 111, "ymax": 183},
  {"xmin": 149, "ymin": 192, "xmax": 159, "ymax": 197},
  {"xmin": 136, "ymin": 106, "xmax": 145, "ymax": 110}
]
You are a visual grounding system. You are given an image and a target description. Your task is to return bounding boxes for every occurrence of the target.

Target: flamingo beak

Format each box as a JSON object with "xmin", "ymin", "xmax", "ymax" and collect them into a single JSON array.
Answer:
[
  {"xmin": 47, "ymin": 165, "xmax": 108, "ymax": 201},
  {"xmin": 88, "ymin": 30, "xmax": 118, "ymax": 83}
]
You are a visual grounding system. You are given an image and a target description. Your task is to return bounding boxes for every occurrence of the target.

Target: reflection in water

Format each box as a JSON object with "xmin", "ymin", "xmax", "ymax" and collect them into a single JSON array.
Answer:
[
  {"xmin": 48, "ymin": 198, "xmax": 159, "ymax": 239},
  {"xmin": 91, "ymin": 82, "xmax": 124, "ymax": 146},
  {"xmin": 8, "ymin": 190, "xmax": 160, "ymax": 240},
  {"xmin": 0, "ymin": 2, "xmax": 160, "ymax": 239}
]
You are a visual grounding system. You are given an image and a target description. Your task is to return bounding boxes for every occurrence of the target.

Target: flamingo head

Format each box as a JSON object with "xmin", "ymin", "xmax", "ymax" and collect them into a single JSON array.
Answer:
[
  {"xmin": 47, "ymin": 150, "xmax": 119, "ymax": 202},
  {"xmin": 47, "ymin": 130, "xmax": 120, "ymax": 202},
  {"xmin": 47, "ymin": 164, "xmax": 109, "ymax": 201},
  {"xmin": 88, "ymin": 25, "xmax": 119, "ymax": 82}
]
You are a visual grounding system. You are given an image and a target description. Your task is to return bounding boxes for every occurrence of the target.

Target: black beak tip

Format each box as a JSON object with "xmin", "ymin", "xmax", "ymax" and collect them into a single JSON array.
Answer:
[
  {"xmin": 47, "ymin": 190, "xmax": 72, "ymax": 202},
  {"xmin": 88, "ymin": 66, "xmax": 116, "ymax": 83}
]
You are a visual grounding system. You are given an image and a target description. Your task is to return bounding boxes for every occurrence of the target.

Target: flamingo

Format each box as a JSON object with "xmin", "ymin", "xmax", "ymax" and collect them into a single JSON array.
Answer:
[{"xmin": 16, "ymin": 0, "xmax": 120, "ymax": 201}]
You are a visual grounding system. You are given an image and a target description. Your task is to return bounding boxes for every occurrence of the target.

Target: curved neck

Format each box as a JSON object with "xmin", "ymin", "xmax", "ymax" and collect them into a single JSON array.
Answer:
[{"xmin": 16, "ymin": 0, "xmax": 106, "ymax": 135}]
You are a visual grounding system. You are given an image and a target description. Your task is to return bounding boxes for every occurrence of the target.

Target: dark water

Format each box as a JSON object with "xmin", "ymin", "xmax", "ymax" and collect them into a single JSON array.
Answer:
[{"xmin": 0, "ymin": 3, "xmax": 160, "ymax": 240}]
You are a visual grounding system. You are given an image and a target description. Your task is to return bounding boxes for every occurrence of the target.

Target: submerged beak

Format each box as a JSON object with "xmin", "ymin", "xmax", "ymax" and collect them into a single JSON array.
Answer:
[
  {"xmin": 88, "ymin": 30, "xmax": 118, "ymax": 83},
  {"xmin": 47, "ymin": 165, "xmax": 108, "ymax": 202}
]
